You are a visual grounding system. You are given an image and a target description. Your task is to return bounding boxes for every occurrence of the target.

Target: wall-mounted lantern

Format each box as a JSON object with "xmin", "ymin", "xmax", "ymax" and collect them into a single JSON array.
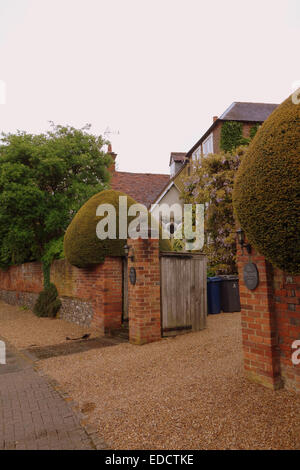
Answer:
[
  {"xmin": 236, "ymin": 228, "xmax": 252, "ymax": 254},
  {"xmin": 124, "ymin": 244, "xmax": 135, "ymax": 262}
]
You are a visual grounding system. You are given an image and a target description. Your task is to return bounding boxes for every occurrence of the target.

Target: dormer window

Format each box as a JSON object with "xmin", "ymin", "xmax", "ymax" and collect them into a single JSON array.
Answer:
[
  {"xmin": 169, "ymin": 153, "xmax": 186, "ymax": 178},
  {"xmin": 170, "ymin": 161, "xmax": 176, "ymax": 177}
]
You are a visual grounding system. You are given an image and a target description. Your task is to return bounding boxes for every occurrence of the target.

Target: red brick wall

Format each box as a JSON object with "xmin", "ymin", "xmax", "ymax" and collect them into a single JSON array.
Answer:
[
  {"xmin": 212, "ymin": 121, "xmax": 222, "ymax": 154},
  {"xmin": 127, "ymin": 237, "xmax": 161, "ymax": 345},
  {"xmin": 272, "ymin": 269, "xmax": 300, "ymax": 392},
  {"xmin": 237, "ymin": 242, "xmax": 300, "ymax": 393},
  {"xmin": 0, "ymin": 258, "xmax": 123, "ymax": 333},
  {"xmin": 0, "ymin": 263, "xmax": 43, "ymax": 293}
]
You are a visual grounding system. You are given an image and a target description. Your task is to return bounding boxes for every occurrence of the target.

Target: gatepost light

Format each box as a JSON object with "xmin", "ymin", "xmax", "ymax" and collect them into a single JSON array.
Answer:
[
  {"xmin": 124, "ymin": 244, "xmax": 135, "ymax": 262},
  {"xmin": 236, "ymin": 228, "xmax": 251, "ymax": 254}
]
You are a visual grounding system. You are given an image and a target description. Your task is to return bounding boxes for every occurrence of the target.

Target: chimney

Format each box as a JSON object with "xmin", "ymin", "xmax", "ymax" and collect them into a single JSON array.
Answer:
[
  {"xmin": 213, "ymin": 116, "xmax": 218, "ymax": 122},
  {"xmin": 107, "ymin": 144, "xmax": 117, "ymax": 174}
]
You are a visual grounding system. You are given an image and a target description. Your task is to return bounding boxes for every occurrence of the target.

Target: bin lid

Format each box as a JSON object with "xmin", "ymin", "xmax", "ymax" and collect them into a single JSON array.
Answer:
[
  {"xmin": 207, "ymin": 276, "xmax": 222, "ymax": 282},
  {"xmin": 219, "ymin": 275, "xmax": 239, "ymax": 281}
]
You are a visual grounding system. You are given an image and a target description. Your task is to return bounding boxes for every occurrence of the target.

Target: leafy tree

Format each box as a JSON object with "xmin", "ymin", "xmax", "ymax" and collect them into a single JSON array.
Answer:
[{"xmin": 0, "ymin": 123, "xmax": 111, "ymax": 285}]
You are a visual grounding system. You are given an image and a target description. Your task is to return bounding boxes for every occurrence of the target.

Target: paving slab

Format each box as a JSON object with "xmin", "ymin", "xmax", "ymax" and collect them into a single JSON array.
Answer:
[{"xmin": 0, "ymin": 339, "xmax": 95, "ymax": 450}]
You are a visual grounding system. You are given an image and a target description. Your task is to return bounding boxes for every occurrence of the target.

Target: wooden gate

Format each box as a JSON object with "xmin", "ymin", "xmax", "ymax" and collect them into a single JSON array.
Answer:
[{"xmin": 160, "ymin": 252, "xmax": 207, "ymax": 336}]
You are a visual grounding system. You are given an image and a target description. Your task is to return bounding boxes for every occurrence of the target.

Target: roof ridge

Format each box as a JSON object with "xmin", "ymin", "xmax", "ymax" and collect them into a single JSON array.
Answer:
[
  {"xmin": 115, "ymin": 170, "xmax": 169, "ymax": 177},
  {"xmin": 232, "ymin": 101, "xmax": 279, "ymax": 105}
]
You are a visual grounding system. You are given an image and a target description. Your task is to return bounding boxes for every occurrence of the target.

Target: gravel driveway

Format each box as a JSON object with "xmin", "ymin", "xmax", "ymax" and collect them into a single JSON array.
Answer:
[
  {"xmin": 40, "ymin": 313, "xmax": 300, "ymax": 450},
  {"xmin": 0, "ymin": 302, "xmax": 299, "ymax": 450}
]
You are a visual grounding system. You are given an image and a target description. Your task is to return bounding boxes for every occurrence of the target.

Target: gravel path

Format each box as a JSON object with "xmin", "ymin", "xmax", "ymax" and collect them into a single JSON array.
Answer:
[
  {"xmin": 0, "ymin": 302, "xmax": 299, "ymax": 449},
  {"xmin": 0, "ymin": 301, "xmax": 98, "ymax": 349},
  {"xmin": 39, "ymin": 313, "xmax": 300, "ymax": 450}
]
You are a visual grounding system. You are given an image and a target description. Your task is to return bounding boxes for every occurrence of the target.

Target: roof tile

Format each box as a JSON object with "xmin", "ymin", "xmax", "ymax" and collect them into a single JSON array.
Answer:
[
  {"xmin": 220, "ymin": 102, "xmax": 278, "ymax": 122},
  {"xmin": 111, "ymin": 171, "xmax": 169, "ymax": 208}
]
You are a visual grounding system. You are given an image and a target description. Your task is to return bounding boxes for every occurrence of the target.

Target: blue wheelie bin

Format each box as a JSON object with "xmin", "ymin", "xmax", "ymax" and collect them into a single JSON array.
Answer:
[{"xmin": 207, "ymin": 277, "xmax": 222, "ymax": 314}]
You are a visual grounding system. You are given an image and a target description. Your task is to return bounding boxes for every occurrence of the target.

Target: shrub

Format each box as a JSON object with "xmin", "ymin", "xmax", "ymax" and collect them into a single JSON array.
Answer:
[
  {"xmin": 180, "ymin": 147, "xmax": 247, "ymax": 273},
  {"xmin": 34, "ymin": 283, "xmax": 61, "ymax": 318},
  {"xmin": 64, "ymin": 189, "xmax": 171, "ymax": 268},
  {"xmin": 233, "ymin": 95, "xmax": 300, "ymax": 274}
]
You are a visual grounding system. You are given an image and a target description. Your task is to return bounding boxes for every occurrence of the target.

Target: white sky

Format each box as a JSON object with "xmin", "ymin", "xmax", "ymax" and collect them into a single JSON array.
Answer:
[{"xmin": 0, "ymin": 0, "xmax": 299, "ymax": 174}]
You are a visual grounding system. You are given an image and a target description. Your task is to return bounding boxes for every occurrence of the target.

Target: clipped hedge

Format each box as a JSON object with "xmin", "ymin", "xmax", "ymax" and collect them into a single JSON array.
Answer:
[
  {"xmin": 34, "ymin": 283, "xmax": 61, "ymax": 318},
  {"xmin": 233, "ymin": 95, "xmax": 300, "ymax": 274},
  {"xmin": 64, "ymin": 189, "xmax": 171, "ymax": 268}
]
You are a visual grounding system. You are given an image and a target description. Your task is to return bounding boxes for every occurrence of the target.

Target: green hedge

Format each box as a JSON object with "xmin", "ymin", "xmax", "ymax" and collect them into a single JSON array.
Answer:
[
  {"xmin": 64, "ymin": 189, "xmax": 171, "ymax": 268},
  {"xmin": 233, "ymin": 95, "xmax": 300, "ymax": 274}
]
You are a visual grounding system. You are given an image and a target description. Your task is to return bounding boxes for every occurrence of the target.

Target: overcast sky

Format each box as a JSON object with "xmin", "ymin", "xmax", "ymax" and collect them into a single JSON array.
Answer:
[{"xmin": 0, "ymin": 0, "xmax": 299, "ymax": 174}]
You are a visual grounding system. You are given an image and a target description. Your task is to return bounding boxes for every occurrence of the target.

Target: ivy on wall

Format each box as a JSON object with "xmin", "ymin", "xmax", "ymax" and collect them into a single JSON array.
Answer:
[
  {"xmin": 250, "ymin": 123, "xmax": 260, "ymax": 139},
  {"xmin": 220, "ymin": 121, "xmax": 250, "ymax": 152}
]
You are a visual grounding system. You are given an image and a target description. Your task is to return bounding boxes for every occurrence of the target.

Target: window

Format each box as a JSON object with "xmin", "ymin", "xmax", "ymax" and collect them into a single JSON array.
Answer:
[
  {"xmin": 192, "ymin": 147, "xmax": 201, "ymax": 162},
  {"xmin": 170, "ymin": 161, "xmax": 176, "ymax": 177},
  {"xmin": 202, "ymin": 133, "xmax": 214, "ymax": 156}
]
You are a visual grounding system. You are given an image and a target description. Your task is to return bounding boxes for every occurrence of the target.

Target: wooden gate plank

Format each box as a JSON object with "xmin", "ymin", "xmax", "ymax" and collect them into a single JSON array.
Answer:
[{"xmin": 160, "ymin": 253, "xmax": 207, "ymax": 336}]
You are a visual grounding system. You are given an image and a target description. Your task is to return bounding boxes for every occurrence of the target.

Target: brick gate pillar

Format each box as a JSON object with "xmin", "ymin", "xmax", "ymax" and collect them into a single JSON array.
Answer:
[
  {"xmin": 237, "ymin": 241, "xmax": 282, "ymax": 390},
  {"xmin": 127, "ymin": 237, "xmax": 161, "ymax": 345},
  {"xmin": 91, "ymin": 257, "xmax": 123, "ymax": 333}
]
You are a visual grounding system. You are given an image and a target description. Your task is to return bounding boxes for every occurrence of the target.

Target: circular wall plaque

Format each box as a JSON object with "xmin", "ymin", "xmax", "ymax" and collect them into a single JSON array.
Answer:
[
  {"xmin": 243, "ymin": 262, "xmax": 259, "ymax": 290},
  {"xmin": 129, "ymin": 267, "xmax": 136, "ymax": 286}
]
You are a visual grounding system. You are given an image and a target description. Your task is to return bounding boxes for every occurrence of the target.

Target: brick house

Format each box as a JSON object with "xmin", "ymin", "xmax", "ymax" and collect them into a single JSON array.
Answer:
[
  {"xmin": 151, "ymin": 102, "xmax": 279, "ymax": 228},
  {"xmin": 186, "ymin": 101, "xmax": 278, "ymax": 162}
]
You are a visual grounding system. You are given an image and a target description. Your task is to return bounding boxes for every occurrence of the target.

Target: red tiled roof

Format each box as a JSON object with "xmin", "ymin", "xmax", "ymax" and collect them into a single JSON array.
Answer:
[{"xmin": 110, "ymin": 171, "xmax": 169, "ymax": 208}]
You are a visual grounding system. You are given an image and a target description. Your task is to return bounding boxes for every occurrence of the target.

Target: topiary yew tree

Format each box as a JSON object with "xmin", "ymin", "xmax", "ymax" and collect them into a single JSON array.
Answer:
[
  {"xmin": 64, "ymin": 189, "xmax": 172, "ymax": 268},
  {"xmin": 233, "ymin": 95, "xmax": 300, "ymax": 274},
  {"xmin": 0, "ymin": 124, "xmax": 111, "ymax": 284}
]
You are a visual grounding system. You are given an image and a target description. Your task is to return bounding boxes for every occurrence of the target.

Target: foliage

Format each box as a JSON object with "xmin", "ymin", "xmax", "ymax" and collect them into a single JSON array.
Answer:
[
  {"xmin": 181, "ymin": 147, "xmax": 247, "ymax": 274},
  {"xmin": 0, "ymin": 123, "xmax": 111, "ymax": 281},
  {"xmin": 250, "ymin": 124, "xmax": 260, "ymax": 139},
  {"xmin": 64, "ymin": 189, "xmax": 172, "ymax": 268},
  {"xmin": 207, "ymin": 266, "xmax": 217, "ymax": 277},
  {"xmin": 33, "ymin": 283, "xmax": 61, "ymax": 318},
  {"xmin": 233, "ymin": 95, "xmax": 300, "ymax": 274},
  {"xmin": 220, "ymin": 121, "xmax": 250, "ymax": 152}
]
